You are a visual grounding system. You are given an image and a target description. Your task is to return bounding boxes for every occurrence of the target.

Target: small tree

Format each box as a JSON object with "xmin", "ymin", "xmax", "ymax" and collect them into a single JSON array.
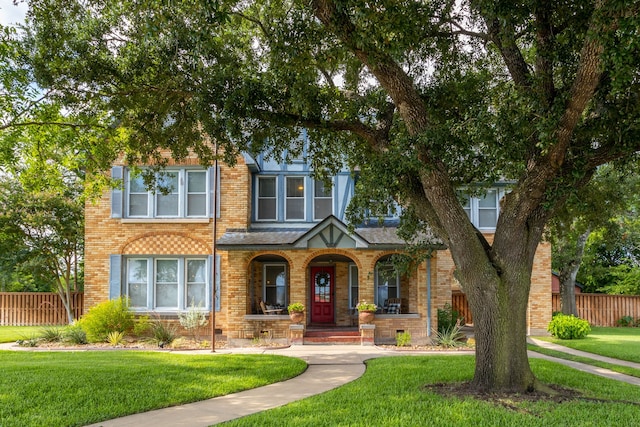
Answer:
[{"xmin": 178, "ymin": 303, "xmax": 209, "ymax": 343}]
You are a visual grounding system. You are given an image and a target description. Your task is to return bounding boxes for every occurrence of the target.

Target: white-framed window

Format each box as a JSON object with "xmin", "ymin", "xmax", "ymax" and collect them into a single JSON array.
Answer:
[
  {"xmin": 375, "ymin": 263, "xmax": 399, "ymax": 307},
  {"xmin": 313, "ymin": 179, "xmax": 333, "ymax": 220},
  {"xmin": 186, "ymin": 171, "xmax": 207, "ymax": 216},
  {"xmin": 257, "ymin": 176, "xmax": 277, "ymax": 221},
  {"xmin": 285, "ymin": 176, "xmax": 305, "ymax": 220},
  {"xmin": 349, "ymin": 264, "xmax": 359, "ymax": 309},
  {"xmin": 125, "ymin": 168, "xmax": 210, "ymax": 218},
  {"xmin": 125, "ymin": 256, "xmax": 209, "ymax": 310},
  {"xmin": 459, "ymin": 188, "xmax": 503, "ymax": 229},
  {"xmin": 263, "ymin": 263, "xmax": 287, "ymax": 307}
]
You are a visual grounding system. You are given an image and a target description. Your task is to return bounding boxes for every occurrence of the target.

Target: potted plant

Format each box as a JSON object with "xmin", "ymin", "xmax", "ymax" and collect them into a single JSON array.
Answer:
[
  {"xmin": 356, "ymin": 301, "xmax": 377, "ymax": 324},
  {"xmin": 287, "ymin": 302, "xmax": 305, "ymax": 323}
]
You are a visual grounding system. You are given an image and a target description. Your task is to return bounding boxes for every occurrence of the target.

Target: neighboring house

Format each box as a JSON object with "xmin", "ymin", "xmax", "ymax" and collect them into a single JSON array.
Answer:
[
  {"xmin": 84, "ymin": 149, "xmax": 552, "ymax": 346},
  {"xmin": 551, "ymin": 272, "xmax": 583, "ymax": 294}
]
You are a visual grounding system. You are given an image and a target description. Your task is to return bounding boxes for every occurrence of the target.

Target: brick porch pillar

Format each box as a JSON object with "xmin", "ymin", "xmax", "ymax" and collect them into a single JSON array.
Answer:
[{"xmin": 360, "ymin": 324, "xmax": 375, "ymax": 346}]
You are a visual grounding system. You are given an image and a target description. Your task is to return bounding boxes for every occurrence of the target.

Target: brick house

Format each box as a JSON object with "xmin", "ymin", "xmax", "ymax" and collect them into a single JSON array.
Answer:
[{"xmin": 84, "ymin": 149, "xmax": 552, "ymax": 346}]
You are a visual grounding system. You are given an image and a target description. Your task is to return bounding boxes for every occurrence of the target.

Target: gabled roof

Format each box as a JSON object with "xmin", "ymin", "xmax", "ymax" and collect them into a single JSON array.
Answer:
[{"xmin": 216, "ymin": 215, "xmax": 443, "ymax": 250}]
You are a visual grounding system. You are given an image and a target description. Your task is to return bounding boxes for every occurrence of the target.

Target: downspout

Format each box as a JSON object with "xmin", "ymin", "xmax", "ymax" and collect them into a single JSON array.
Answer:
[
  {"xmin": 426, "ymin": 257, "xmax": 432, "ymax": 337},
  {"xmin": 211, "ymin": 144, "xmax": 219, "ymax": 352}
]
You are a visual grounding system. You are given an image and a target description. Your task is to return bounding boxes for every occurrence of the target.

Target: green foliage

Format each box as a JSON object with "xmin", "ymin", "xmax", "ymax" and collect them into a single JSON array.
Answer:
[
  {"xmin": 106, "ymin": 331, "xmax": 125, "ymax": 346},
  {"xmin": 63, "ymin": 324, "xmax": 87, "ymax": 345},
  {"xmin": 395, "ymin": 331, "xmax": 411, "ymax": 347},
  {"xmin": 355, "ymin": 301, "xmax": 376, "ymax": 312},
  {"xmin": 149, "ymin": 317, "xmax": 177, "ymax": 348},
  {"xmin": 133, "ymin": 315, "xmax": 150, "ymax": 336},
  {"xmin": 287, "ymin": 302, "xmax": 305, "ymax": 312},
  {"xmin": 177, "ymin": 304, "xmax": 208, "ymax": 342},
  {"xmin": 547, "ymin": 314, "xmax": 591, "ymax": 339},
  {"xmin": 39, "ymin": 325, "xmax": 64, "ymax": 342},
  {"xmin": 437, "ymin": 303, "xmax": 464, "ymax": 334},
  {"xmin": 433, "ymin": 320, "xmax": 466, "ymax": 348},
  {"xmin": 79, "ymin": 297, "xmax": 136, "ymax": 343},
  {"xmin": 616, "ymin": 316, "xmax": 638, "ymax": 327}
]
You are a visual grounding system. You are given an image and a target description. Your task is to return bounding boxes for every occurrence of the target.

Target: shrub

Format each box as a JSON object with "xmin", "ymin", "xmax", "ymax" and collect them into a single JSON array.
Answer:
[
  {"xmin": 64, "ymin": 324, "xmax": 87, "ymax": 344},
  {"xmin": 547, "ymin": 314, "xmax": 591, "ymax": 339},
  {"xmin": 149, "ymin": 317, "xmax": 177, "ymax": 348},
  {"xmin": 437, "ymin": 303, "xmax": 464, "ymax": 334},
  {"xmin": 39, "ymin": 325, "xmax": 64, "ymax": 342},
  {"xmin": 178, "ymin": 303, "xmax": 209, "ymax": 342},
  {"xmin": 396, "ymin": 331, "xmax": 412, "ymax": 347},
  {"xmin": 107, "ymin": 331, "xmax": 125, "ymax": 346},
  {"xmin": 616, "ymin": 315, "xmax": 637, "ymax": 327},
  {"xmin": 80, "ymin": 297, "xmax": 136, "ymax": 343},
  {"xmin": 433, "ymin": 319, "xmax": 466, "ymax": 348}
]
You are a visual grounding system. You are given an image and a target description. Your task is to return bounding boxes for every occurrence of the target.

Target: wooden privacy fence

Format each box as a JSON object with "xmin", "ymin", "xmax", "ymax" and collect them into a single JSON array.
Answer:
[
  {"xmin": 452, "ymin": 291, "xmax": 640, "ymax": 327},
  {"xmin": 0, "ymin": 292, "xmax": 84, "ymax": 326},
  {"xmin": 552, "ymin": 293, "xmax": 640, "ymax": 327},
  {"xmin": 451, "ymin": 291, "xmax": 473, "ymax": 325}
]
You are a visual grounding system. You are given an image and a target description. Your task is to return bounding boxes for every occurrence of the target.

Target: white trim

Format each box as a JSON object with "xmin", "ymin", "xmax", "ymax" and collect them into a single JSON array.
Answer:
[{"xmin": 313, "ymin": 178, "xmax": 334, "ymax": 221}]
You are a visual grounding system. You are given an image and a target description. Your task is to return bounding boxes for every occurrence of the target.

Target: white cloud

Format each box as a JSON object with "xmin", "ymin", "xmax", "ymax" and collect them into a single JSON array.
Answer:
[{"xmin": 0, "ymin": 0, "xmax": 27, "ymax": 27}]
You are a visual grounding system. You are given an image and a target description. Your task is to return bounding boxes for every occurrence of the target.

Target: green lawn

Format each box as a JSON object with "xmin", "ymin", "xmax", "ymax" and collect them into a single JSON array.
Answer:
[
  {"xmin": 0, "ymin": 351, "xmax": 307, "ymax": 427},
  {"xmin": 534, "ymin": 326, "xmax": 640, "ymax": 363},
  {"xmin": 222, "ymin": 356, "xmax": 640, "ymax": 427},
  {"xmin": 0, "ymin": 326, "xmax": 43, "ymax": 343}
]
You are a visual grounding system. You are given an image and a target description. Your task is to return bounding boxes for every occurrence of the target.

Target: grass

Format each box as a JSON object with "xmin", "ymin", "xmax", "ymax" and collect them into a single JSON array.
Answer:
[
  {"xmin": 0, "ymin": 351, "xmax": 307, "ymax": 427},
  {"xmin": 0, "ymin": 326, "xmax": 43, "ymax": 343},
  {"xmin": 222, "ymin": 356, "xmax": 640, "ymax": 427},
  {"xmin": 535, "ymin": 326, "xmax": 640, "ymax": 363}
]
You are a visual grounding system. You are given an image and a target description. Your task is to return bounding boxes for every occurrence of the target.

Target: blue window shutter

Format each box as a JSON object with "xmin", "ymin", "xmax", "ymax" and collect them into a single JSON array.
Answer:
[
  {"xmin": 209, "ymin": 165, "xmax": 220, "ymax": 219},
  {"xmin": 111, "ymin": 166, "xmax": 124, "ymax": 218},
  {"xmin": 109, "ymin": 255, "xmax": 122, "ymax": 300}
]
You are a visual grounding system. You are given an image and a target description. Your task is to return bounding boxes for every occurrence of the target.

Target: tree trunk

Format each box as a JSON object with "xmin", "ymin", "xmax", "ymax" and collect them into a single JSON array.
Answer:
[
  {"xmin": 559, "ymin": 230, "xmax": 590, "ymax": 316},
  {"xmin": 465, "ymin": 273, "xmax": 536, "ymax": 391}
]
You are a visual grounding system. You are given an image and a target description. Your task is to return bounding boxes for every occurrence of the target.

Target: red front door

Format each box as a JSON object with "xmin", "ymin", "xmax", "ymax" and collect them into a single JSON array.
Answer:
[{"xmin": 311, "ymin": 266, "xmax": 334, "ymax": 323}]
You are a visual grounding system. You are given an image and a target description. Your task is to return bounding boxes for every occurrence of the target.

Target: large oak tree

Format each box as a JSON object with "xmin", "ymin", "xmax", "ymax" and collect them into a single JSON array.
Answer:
[{"xmin": 9, "ymin": 0, "xmax": 640, "ymax": 392}]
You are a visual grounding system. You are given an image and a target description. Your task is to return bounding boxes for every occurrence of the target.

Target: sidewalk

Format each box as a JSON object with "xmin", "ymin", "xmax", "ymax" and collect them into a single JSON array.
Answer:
[{"xmin": 527, "ymin": 337, "xmax": 640, "ymax": 386}]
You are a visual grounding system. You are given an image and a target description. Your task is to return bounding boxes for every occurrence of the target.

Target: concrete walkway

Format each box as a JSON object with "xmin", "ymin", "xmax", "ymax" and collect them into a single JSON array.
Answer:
[{"xmin": 527, "ymin": 337, "xmax": 640, "ymax": 386}]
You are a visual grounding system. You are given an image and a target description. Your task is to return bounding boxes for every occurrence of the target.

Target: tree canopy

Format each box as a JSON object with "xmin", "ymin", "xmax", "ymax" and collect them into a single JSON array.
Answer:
[{"xmin": 4, "ymin": 0, "xmax": 640, "ymax": 393}]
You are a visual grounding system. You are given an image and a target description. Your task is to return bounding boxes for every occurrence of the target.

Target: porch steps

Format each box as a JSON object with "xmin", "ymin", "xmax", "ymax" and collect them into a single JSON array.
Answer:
[{"xmin": 303, "ymin": 328, "xmax": 361, "ymax": 345}]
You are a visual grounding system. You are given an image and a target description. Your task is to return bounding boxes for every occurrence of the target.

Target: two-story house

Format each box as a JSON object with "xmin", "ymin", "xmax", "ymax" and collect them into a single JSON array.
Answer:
[{"xmin": 84, "ymin": 149, "xmax": 551, "ymax": 346}]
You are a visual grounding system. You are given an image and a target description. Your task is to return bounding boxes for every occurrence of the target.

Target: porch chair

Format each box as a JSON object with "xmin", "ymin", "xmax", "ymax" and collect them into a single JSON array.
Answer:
[{"xmin": 260, "ymin": 300, "xmax": 284, "ymax": 315}]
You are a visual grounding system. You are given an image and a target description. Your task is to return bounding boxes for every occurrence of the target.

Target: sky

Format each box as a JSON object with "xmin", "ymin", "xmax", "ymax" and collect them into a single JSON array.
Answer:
[{"xmin": 0, "ymin": 0, "xmax": 27, "ymax": 27}]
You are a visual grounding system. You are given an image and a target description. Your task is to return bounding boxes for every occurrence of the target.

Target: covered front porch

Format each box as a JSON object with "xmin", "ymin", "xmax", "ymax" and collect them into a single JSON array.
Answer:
[{"xmin": 217, "ymin": 216, "xmax": 442, "ymax": 347}]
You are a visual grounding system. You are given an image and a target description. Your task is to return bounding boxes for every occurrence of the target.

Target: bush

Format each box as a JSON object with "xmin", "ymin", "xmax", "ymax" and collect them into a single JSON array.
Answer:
[
  {"xmin": 437, "ymin": 303, "xmax": 464, "ymax": 334},
  {"xmin": 547, "ymin": 314, "xmax": 591, "ymax": 339},
  {"xmin": 178, "ymin": 304, "xmax": 209, "ymax": 342},
  {"xmin": 63, "ymin": 324, "xmax": 87, "ymax": 344},
  {"xmin": 39, "ymin": 325, "xmax": 64, "ymax": 342},
  {"xmin": 80, "ymin": 297, "xmax": 136, "ymax": 343},
  {"xmin": 396, "ymin": 331, "xmax": 412, "ymax": 347},
  {"xmin": 616, "ymin": 315, "xmax": 637, "ymax": 327},
  {"xmin": 433, "ymin": 319, "xmax": 466, "ymax": 348},
  {"xmin": 149, "ymin": 317, "xmax": 177, "ymax": 348}
]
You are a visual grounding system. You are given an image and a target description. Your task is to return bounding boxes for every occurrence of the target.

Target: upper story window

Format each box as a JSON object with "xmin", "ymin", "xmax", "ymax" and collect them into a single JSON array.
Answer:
[
  {"xmin": 121, "ymin": 168, "xmax": 211, "ymax": 219},
  {"xmin": 257, "ymin": 176, "xmax": 277, "ymax": 220},
  {"xmin": 254, "ymin": 175, "xmax": 338, "ymax": 223},
  {"xmin": 286, "ymin": 177, "xmax": 305, "ymax": 220},
  {"xmin": 460, "ymin": 188, "xmax": 503, "ymax": 229},
  {"xmin": 314, "ymin": 180, "xmax": 333, "ymax": 220}
]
